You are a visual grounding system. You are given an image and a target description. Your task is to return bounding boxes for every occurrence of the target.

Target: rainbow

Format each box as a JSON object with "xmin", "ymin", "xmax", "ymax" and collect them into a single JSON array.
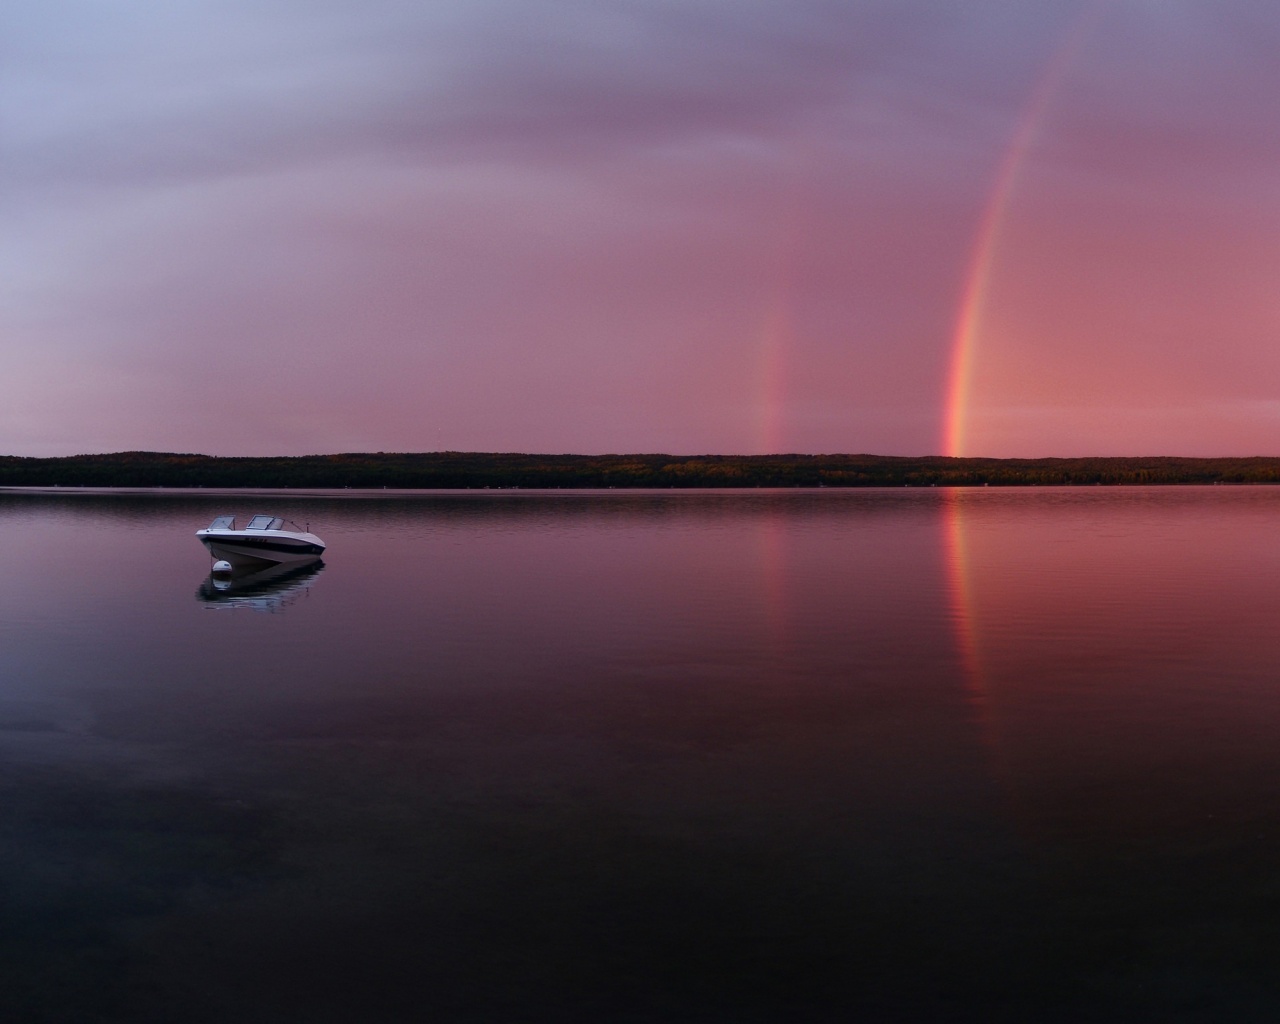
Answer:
[
  {"xmin": 756, "ymin": 191, "xmax": 805, "ymax": 454},
  {"xmin": 757, "ymin": 295, "xmax": 792, "ymax": 453},
  {"xmin": 943, "ymin": 7, "xmax": 1102, "ymax": 457}
]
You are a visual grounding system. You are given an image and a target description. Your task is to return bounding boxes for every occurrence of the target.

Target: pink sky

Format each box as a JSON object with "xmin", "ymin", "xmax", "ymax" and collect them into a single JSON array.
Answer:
[{"xmin": 4, "ymin": 1, "xmax": 1279, "ymax": 457}]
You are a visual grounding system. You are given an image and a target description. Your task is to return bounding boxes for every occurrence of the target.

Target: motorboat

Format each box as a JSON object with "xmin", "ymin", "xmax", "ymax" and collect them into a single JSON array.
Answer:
[{"xmin": 197, "ymin": 514, "xmax": 325, "ymax": 568}]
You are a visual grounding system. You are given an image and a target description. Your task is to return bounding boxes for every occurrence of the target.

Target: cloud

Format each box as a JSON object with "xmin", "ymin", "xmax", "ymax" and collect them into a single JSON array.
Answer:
[
  {"xmin": 2, "ymin": 1, "xmax": 1071, "ymax": 191},
  {"xmin": 10, "ymin": 0, "xmax": 1278, "ymax": 456}
]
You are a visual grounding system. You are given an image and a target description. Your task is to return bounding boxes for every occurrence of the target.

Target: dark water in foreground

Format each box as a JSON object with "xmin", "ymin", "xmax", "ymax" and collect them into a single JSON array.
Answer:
[{"xmin": 3, "ymin": 486, "xmax": 1280, "ymax": 1022}]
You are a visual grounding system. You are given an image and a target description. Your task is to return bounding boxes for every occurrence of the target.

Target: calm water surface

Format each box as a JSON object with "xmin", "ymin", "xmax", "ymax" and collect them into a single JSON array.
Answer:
[{"xmin": 2, "ymin": 486, "xmax": 1280, "ymax": 1021}]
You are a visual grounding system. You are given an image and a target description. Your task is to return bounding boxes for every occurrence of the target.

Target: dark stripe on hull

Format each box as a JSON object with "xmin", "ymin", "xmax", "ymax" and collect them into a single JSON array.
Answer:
[{"xmin": 201, "ymin": 537, "xmax": 325, "ymax": 566}]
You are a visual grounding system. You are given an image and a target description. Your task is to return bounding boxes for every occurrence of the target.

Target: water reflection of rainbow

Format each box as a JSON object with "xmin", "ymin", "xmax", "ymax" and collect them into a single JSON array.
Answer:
[
  {"xmin": 941, "ymin": 486, "xmax": 1280, "ymax": 857},
  {"xmin": 943, "ymin": 489, "xmax": 1051, "ymax": 845},
  {"xmin": 942, "ymin": 490, "xmax": 980, "ymax": 685},
  {"xmin": 943, "ymin": 7, "xmax": 1101, "ymax": 458}
]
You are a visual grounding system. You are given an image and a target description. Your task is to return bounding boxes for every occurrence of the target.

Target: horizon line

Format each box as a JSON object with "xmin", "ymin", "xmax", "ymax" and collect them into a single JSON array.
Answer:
[{"xmin": 7, "ymin": 451, "xmax": 1280, "ymax": 463}]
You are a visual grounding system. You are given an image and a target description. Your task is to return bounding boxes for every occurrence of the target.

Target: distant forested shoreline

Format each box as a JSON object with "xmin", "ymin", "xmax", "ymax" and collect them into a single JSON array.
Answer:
[{"xmin": 4, "ymin": 451, "xmax": 1280, "ymax": 488}]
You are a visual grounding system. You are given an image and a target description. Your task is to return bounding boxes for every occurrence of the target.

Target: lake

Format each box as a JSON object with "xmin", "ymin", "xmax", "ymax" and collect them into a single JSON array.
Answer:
[{"xmin": 2, "ymin": 486, "xmax": 1280, "ymax": 1022}]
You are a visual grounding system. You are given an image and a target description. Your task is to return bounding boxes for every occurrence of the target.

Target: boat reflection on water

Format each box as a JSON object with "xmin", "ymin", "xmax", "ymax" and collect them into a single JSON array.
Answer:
[{"xmin": 197, "ymin": 559, "xmax": 325, "ymax": 612}]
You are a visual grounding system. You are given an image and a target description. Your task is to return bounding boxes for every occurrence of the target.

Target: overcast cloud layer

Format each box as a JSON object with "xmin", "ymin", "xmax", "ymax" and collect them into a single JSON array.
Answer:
[{"xmin": 4, "ymin": 0, "xmax": 1278, "ymax": 457}]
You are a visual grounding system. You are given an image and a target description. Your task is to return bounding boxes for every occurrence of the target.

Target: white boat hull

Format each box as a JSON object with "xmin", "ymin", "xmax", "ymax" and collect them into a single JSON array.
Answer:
[{"xmin": 198, "ymin": 530, "xmax": 326, "ymax": 567}]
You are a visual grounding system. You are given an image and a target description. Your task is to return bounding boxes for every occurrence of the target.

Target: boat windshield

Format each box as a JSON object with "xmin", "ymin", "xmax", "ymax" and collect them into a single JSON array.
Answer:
[
  {"xmin": 246, "ymin": 515, "xmax": 285, "ymax": 531},
  {"xmin": 208, "ymin": 515, "xmax": 236, "ymax": 530}
]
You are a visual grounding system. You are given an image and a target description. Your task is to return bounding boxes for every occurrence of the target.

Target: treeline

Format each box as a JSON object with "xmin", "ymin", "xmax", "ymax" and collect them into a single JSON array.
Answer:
[{"xmin": 5, "ymin": 451, "xmax": 1280, "ymax": 488}]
